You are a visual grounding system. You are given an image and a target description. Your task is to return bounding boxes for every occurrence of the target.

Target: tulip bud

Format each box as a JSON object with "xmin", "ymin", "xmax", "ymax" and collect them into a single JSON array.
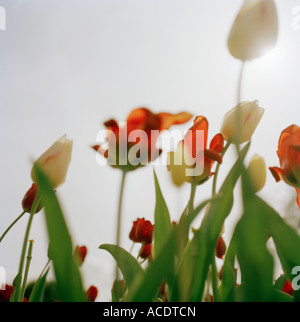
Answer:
[
  {"xmin": 216, "ymin": 236, "xmax": 227, "ymax": 259},
  {"xmin": 227, "ymin": 0, "xmax": 278, "ymax": 61},
  {"xmin": 86, "ymin": 285, "xmax": 98, "ymax": 302},
  {"xmin": 31, "ymin": 134, "xmax": 73, "ymax": 189},
  {"xmin": 73, "ymin": 245, "xmax": 87, "ymax": 266},
  {"xmin": 139, "ymin": 243, "xmax": 153, "ymax": 261},
  {"xmin": 221, "ymin": 100, "xmax": 264, "ymax": 144},
  {"xmin": 282, "ymin": 278, "xmax": 294, "ymax": 296},
  {"xmin": 247, "ymin": 154, "xmax": 266, "ymax": 192},
  {"xmin": 21, "ymin": 183, "xmax": 42, "ymax": 214}
]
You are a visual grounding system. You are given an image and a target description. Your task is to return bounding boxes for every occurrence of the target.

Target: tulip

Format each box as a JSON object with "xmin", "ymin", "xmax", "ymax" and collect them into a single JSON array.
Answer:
[
  {"xmin": 216, "ymin": 236, "xmax": 227, "ymax": 259},
  {"xmin": 86, "ymin": 285, "xmax": 98, "ymax": 302},
  {"xmin": 31, "ymin": 134, "xmax": 73, "ymax": 189},
  {"xmin": 92, "ymin": 107, "xmax": 192, "ymax": 172},
  {"xmin": 269, "ymin": 124, "xmax": 300, "ymax": 208},
  {"xmin": 227, "ymin": 0, "xmax": 278, "ymax": 61},
  {"xmin": 221, "ymin": 100, "xmax": 264, "ymax": 144},
  {"xmin": 21, "ymin": 183, "xmax": 42, "ymax": 214},
  {"xmin": 247, "ymin": 154, "xmax": 266, "ymax": 192},
  {"xmin": 129, "ymin": 218, "xmax": 154, "ymax": 245},
  {"xmin": 167, "ymin": 116, "xmax": 224, "ymax": 187},
  {"xmin": 139, "ymin": 243, "xmax": 153, "ymax": 261}
]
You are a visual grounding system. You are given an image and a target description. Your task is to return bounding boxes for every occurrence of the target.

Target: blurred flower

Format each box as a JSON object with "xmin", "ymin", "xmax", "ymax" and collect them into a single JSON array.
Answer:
[
  {"xmin": 282, "ymin": 278, "xmax": 294, "ymax": 296},
  {"xmin": 92, "ymin": 107, "xmax": 192, "ymax": 172},
  {"xmin": 86, "ymin": 285, "xmax": 98, "ymax": 302},
  {"xmin": 227, "ymin": 0, "xmax": 278, "ymax": 61},
  {"xmin": 129, "ymin": 218, "xmax": 154, "ymax": 245},
  {"xmin": 216, "ymin": 236, "xmax": 227, "ymax": 259},
  {"xmin": 247, "ymin": 154, "xmax": 266, "ymax": 192},
  {"xmin": 74, "ymin": 245, "xmax": 87, "ymax": 266},
  {"xmin": 139, "ymin": 243, "xmax": 152, "ymax": 261},
  {"xmin": 167, "ymin": 116, "xmax": 224, "ymax": 186},
  {"xmin": 31, "ymin": 134, "xmax": 73, "ymax": 189},
  {"xmin": 221, "ymin": 101, "xmax": 264, "ymax": 144},
  {"xmin": 21, "ymin": 183, "xmax": 42, "ymax": 214},
  {"xmin": 269, "ymin": 124, "xmax": 300, "ymax": 208},
  {"xmin": 0, "ymin": 284, "xmax": 13, "ymax": 302}
]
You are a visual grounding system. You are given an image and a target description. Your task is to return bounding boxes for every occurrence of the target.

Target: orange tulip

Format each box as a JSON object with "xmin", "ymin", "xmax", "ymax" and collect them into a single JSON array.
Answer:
[
  {"xmin": 93, "ymin": 107, "xmax": 192, "ymax": 172},
  {"xmin": 269, "ymin": 125, "xmax": 300, "ymax": 208},
  {"xmin": 167, "ymin": 116, "xmax": 224, "ymax": 186}
]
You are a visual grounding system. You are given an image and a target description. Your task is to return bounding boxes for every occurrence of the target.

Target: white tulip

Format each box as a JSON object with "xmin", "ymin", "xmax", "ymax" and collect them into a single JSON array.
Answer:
[
  {"xmin": 31, "ymin": 134, "xmax": 73, "ymax": 188},
  {"xmin": 228, "ymin": 0, "xmax": 278, "ymax": 61}
]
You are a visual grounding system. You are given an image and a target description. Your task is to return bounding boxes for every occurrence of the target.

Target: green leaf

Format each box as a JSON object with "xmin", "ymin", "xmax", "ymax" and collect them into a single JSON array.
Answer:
[
  {"xmin": 218, "ymin": 233, "xmax": 238, "ymax": 302},
  {"xmin": 28, "ymin": 267, "xmax": 49, "ymax": 302},
  {"xmin": 33, "ymin": 163, "xmax": 85, "ymax": 302},
  {"xmin": 99, "ymin": 244, "xmax": 144, "ymax": 292},
  {"xmin": 190, "ymin": 143, "xmax": 250, "ymax": 301},
  {"xmin": 257, "ymin": 196, "xmax": 300, "ymax": 301},
  {"xmin": 153, "ymin": 170, "xmax": 172, "ymax": 257}
]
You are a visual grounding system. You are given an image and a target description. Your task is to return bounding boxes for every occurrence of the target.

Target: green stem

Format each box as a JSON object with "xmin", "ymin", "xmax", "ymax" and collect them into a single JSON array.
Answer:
[
  {"xmin": 13, "ymin": 194, "xmax": 40, "ymax": 302},
  {"xmin": 188, "ymin": 181, "xmax": 197, "ymax": 215},
  {"xmin": 115, "ymin": 170, "xmax": 127, "ymax": 282},
  {"xmin": 212, "ymin": 141, "xmax": 231, "ymax": 196},
  {"xmin": 20, "ymin": 239, "xmax": 34, "ymax": 300},
  {"xmin": 0, "ymin": 211, "xmax": 26, "ymax": 244}
]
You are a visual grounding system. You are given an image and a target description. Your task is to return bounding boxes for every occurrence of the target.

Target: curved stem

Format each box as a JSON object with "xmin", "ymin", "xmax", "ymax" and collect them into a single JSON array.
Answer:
[
  {"xmin": 115, "ymin": 170, "xmax": 127, "ymax": 282},
  {"xmin": 0, "ymin": 211, "xmax": 26, "ymax": 244}
]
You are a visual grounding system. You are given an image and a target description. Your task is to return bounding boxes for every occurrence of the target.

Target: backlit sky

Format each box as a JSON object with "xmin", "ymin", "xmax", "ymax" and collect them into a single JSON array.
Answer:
[{"xmin": 1, "ymin": 0, "xmax": 300, "ymax": 301}]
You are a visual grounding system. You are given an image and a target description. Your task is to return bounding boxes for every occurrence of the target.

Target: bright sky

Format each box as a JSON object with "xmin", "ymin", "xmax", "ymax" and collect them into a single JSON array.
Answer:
[{"xmin": 1, "ymin": 0, "xmax": 300, "ymax": 301}]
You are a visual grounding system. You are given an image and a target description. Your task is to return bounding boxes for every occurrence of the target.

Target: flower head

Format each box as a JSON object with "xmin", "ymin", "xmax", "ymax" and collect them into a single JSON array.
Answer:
[
  {"xmin": 129, "ymin": 217, "xmax": 154, "ymax": 245},
  {"xmin": 31, "ymin": 134, "xmax": 73, "ymax": 189},
  {"xmin": 269, "ymin": 124, "xmax": 300, "ymax": 208},
  {"xmin": 21, "ymin": 183, "xmax": 42, "ymax": 214},
  {"xmin": 93, "ymin": 107, "xmax": 192, "ymax": 172},
  {"xmin": 167, "ymin": 116, "xmax": 224, "ymax": 186},
  {"xmin": 139, "ymin": 243, "xmax": 153, "ymax": 261},
  {"xmin": 247, "ymin": 154, "xmax": 266, "ymax": 192},
  {"xmin": 74, "ymin": 245, "xmax": 88, "ymax": 266},
  {"xmin": 227, "ymin": 0, "xmax": 278, "ymax": 61},
  {"xmin": 0, "ymin": 285, "xmax": 14, "ymax": 302},
  {"xmin": 221, "ymin": 101, "xmax": 264, "ymax": 144}
]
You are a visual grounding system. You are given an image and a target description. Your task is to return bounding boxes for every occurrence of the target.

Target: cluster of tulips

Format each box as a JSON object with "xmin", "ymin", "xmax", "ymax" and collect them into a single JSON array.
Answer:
[{"xmin": 1, "ymin": 0, "xmax": 300, "ymax": 302}]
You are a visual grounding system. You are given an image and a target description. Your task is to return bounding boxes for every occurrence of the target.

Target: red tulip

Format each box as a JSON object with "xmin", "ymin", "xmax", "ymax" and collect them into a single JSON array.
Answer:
[
  {"xmin": 92, "ymin": 107, "xmax": 192, "ymax": 172},
  {"xmin": 269, "ymin": 125, "xmax": 300, "ymax": 208},
  {"xmin": 21, "ymin": 183, "xmax": 42, "ymax": 214},
  {"xmin": 129, "ymin": 218, "xmax": 154, "ymax": 245},
  {"xmin": 167, "ymin": 116, "xmax": 224, "ymax": 186}
]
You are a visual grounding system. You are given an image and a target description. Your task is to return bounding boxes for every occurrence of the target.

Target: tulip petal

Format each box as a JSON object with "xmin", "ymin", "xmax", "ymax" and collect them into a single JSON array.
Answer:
[
  {"xmin": 184, "ymin": 116, "xmax": 208, "ymax": 158},
  {"xmin": 209, "ymin": 133, "xmax": 224, "ymax": 154},
  {"xmin": 126, "ymin": 108, "xmax": 161, "ymax": 132},
  {"xmin": 157, "ymin": 112, "xmax": 193, "ymax": 131},
  {"xmin": 269, "ymin": 166, "xmax": 283, "ymax": 182},
  {"xmin": 204, "ymin": 149, "xmax": 223, "ymax": 164}
]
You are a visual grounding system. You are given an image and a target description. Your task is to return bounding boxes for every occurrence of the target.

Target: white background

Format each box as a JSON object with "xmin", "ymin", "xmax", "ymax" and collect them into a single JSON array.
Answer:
[{"xmin": 1, "ymin": 0, "xmax": 300, "ymax": 301}]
